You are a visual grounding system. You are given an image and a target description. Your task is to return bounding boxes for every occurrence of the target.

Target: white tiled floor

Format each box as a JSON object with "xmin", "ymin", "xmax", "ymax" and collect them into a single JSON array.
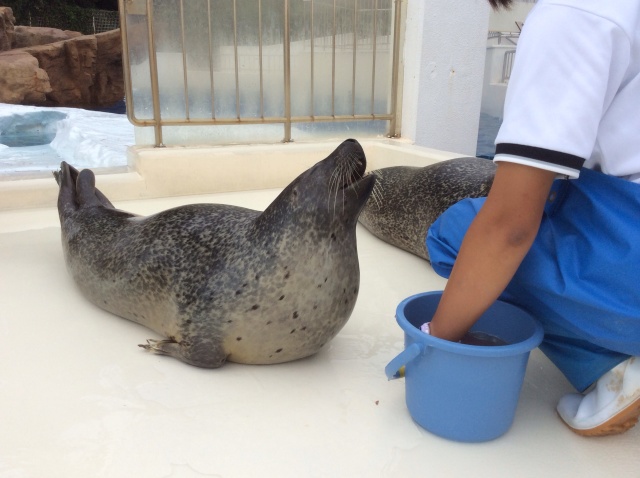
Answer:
[{"xmin": 1, "ymin": 189, "xmax": 638, "ymax": 478}]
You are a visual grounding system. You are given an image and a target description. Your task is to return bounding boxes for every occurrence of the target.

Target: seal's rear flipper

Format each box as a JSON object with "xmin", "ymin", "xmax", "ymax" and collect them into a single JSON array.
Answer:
[
  {"xmin": 54, "ymin": 162, "xmax": 115, "ymax": 215},
  {"xmin": 55, "ymin": 161, "xmax": 80, "ymax": 219},
  {"xmin": 75, "ymin": 169, "xmax": 105, "ymax": 208},
  {"xmin": 76, "ymin": 168, "xmax": 116, "ymax": 209}
]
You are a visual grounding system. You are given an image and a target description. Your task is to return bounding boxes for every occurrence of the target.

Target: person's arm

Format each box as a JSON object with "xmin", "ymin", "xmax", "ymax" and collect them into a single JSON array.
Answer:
[{"xmin": 428, "ymin": 161, "xmax": 556, "ymax": 341}]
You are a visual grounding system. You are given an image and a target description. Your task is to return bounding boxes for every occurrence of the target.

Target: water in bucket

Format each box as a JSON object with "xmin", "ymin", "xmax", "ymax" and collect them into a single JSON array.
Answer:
[
  {"xmin": 385, "ymin": 291, "xmax": 543, "ymax": 442},
  {"xmin": 460, "ymin": 330, "xmax": 509, "ymax": 346}
]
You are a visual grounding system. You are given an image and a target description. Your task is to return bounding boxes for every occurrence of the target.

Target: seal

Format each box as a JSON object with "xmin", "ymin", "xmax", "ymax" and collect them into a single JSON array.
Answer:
[
  {"xmin": 54, "ymin": 139, "xmax": 375, "ymax": 368},
  {"xmin": 359, "ymin": 157, "xmax": 496, "ymax": 261}
]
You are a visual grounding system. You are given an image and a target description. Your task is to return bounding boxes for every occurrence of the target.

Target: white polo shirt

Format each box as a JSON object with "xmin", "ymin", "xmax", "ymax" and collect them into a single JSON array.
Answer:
[{"xmin": 494, "ymin": 0, "xmax": 640, "ymax": 183}]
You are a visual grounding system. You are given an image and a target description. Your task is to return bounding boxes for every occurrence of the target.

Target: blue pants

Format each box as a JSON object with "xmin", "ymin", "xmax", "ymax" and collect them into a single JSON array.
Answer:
[{"xmin": 426, "ymin": 168, "xmax": 640, "ymax": 392}]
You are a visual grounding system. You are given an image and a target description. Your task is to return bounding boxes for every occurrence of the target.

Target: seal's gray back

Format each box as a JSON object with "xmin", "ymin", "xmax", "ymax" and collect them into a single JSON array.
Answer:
[
  {"xmin": 62, "ymin": 203, "xmax": 260, "ymax": 331},
  {"xmin": 359, "ymin": 157, "xmax": 496, "ymax": 260}
]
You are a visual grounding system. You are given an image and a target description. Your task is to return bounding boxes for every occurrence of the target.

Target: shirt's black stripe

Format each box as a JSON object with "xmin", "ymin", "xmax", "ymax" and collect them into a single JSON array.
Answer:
[{"xmin": 495, "ymin": 143, "xmax": 585, "ymax": 170}]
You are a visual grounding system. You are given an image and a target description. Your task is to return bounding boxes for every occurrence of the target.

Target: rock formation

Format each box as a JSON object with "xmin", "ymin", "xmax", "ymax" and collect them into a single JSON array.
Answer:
[
  {"xmin": 0, "ymin": 6, "xmax": 13, "ymax": 51},
  {"xmin": 0, "ymin": 50, "xmax": 51, "ymax": 104},
  {"xmin": 12, "ymin": 25, "xmax": 82, "ymax": 49},
  {"xmin": 0, "ymin": 6, "xmax": 124, "ymax": 109}
]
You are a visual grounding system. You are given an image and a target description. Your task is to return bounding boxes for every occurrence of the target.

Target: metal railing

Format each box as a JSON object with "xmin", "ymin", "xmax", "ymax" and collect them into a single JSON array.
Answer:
[
  {"xmin": 118, "ymin": 0, "xmax": 403, "ymax": 147},
  {"xmin": 487, "ymin": 30, "xmax": 519, "ymax": 46},
  {"xmin": 501, "ymin": 49, "xmax": 516, "ymax": 83}
]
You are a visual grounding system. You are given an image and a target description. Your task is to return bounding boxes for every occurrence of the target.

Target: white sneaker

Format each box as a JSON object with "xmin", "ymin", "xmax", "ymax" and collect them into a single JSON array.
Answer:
[{"xmin": 556, "ymin": 356, "xmax": 640, "ymax": 436}]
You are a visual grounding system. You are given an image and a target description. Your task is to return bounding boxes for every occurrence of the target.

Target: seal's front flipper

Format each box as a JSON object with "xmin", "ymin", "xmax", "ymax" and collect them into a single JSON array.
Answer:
[{"xmin": 139, "ymin": 338, "xmax": 228, "ymax": 369}]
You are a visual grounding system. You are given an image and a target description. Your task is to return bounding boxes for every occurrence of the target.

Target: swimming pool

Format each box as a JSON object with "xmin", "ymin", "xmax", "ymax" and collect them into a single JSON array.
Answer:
[{"xmin": 0, "ymin": 104, "xmax": 133, "ymax": 179}]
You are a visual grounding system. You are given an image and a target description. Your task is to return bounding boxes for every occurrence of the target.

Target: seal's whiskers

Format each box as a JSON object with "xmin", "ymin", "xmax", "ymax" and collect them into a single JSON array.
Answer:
[
  {"xmin": 344, "ymin": 151, "xmax": 383, "ymax": 209},
  {"xmin": 328, "ymin": 164, "xmax": 343, "ymax": 217},
  {"xmin": 325, "ymin": 148, "xmax": 373, "ymax": 221}
]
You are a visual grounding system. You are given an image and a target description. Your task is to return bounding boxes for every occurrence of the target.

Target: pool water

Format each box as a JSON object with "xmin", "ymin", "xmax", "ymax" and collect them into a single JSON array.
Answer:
[
  {"xmin": 0, "ymin": 130, "xmax": 58, "ymax": 147},
  {"xmin": 0, "ymin": 110, "xmax": 67, "ymax": 148},
  {"xmin": 0, "ymin": 104, "xmax": 133, "ymax": 177},
  {"xmin": 0, "ymin": 144, "xmax": 65, "ymax": 173},
  {"xmin": 476, "ymin": 112, "xmax": 502, "ymax": 159}
]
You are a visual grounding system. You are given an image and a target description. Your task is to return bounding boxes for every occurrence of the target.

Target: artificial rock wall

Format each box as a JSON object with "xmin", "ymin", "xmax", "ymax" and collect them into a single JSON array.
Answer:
[{"xmin": 0, "ymin": 6, "xmax": 124, "ymax": 108}]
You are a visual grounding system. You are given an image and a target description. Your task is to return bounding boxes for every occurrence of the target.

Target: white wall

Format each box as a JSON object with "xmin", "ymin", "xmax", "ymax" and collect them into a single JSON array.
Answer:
[
  {"xmin": 401, "ymin": 0, "xmax": 491, "ymax": 156},
  {"xmin": 481, "ymin": 44, "xmax": 514, "ymax": 117}
]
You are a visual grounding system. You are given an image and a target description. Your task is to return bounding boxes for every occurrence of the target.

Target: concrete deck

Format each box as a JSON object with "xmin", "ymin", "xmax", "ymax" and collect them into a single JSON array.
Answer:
[{"xmin": 1, "ymin": 141, "xmax": 638, "ymax": 477}]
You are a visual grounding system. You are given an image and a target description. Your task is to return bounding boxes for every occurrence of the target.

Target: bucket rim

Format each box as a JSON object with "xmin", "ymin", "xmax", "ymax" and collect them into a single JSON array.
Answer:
[{"xmin": 396, "ymin": 291, "xmax": 544, "ymax": 357}]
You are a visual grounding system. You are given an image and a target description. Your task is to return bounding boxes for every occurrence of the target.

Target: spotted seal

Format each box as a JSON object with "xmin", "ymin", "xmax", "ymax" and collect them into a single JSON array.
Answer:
[
  {"xmin": 359, "ymin": 157, "xmax": 496, "ymax": 261},
  {"xmin": 54, "ymin": 139, "xmax": 375, "ymax": 368}
]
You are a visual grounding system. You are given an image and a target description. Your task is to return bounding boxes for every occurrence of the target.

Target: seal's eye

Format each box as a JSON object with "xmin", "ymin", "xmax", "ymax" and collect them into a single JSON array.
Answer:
[{"xmin": 292, "ymin": 189, "xmax": 298, "ymax": 197}]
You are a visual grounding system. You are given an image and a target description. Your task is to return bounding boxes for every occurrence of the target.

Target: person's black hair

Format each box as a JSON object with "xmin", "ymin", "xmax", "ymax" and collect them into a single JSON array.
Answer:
[{"xmin": 487, "ymin": 0, "xmax": 514, "ymax": 10}]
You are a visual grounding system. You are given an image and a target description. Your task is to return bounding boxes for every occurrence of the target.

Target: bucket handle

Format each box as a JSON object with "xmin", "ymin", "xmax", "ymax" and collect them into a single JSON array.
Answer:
[{"xmin": 385, "ymin": 343, "xmax": 424, "ymax": 380}]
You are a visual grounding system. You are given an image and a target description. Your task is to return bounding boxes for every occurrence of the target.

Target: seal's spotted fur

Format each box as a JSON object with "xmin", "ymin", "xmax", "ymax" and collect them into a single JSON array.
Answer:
[
  {"xmin": 359, "ymin": 157, "xmax": 496, "ymax": 261},
  {"xmin": 54, "ymin": 139, "xmax": 375, "ymax": 368}
]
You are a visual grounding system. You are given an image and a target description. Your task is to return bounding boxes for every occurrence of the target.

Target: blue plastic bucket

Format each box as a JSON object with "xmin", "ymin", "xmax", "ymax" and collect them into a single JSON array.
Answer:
[{"xmin": 385, "ymin": 291, "xmax": 544, "ymax": 442}]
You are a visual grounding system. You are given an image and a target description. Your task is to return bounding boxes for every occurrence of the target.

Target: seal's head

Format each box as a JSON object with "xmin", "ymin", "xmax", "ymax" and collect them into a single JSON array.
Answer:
[
  {"xmin": 359, "ymin": 157, "xmax": 496, "ymax": 260},
  {"xmin": 258, "ymin": 138, "xmax": 376, "ymax": 233}
]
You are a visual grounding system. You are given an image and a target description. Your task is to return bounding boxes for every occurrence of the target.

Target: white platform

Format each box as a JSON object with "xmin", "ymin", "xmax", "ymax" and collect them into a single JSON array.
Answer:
[{"xmin": 1, "ymin": 185, "xmax": 639, "ymax": 478}]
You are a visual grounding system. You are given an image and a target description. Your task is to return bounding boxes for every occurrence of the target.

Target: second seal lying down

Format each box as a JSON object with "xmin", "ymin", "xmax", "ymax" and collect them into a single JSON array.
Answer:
[
  {"xmin": 359, "ymin": 157, "xmax": 496, "ymax": 261},
  {"xmin": 54, "ymin": 139, "xmax": 375, "ymax": 368}
]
